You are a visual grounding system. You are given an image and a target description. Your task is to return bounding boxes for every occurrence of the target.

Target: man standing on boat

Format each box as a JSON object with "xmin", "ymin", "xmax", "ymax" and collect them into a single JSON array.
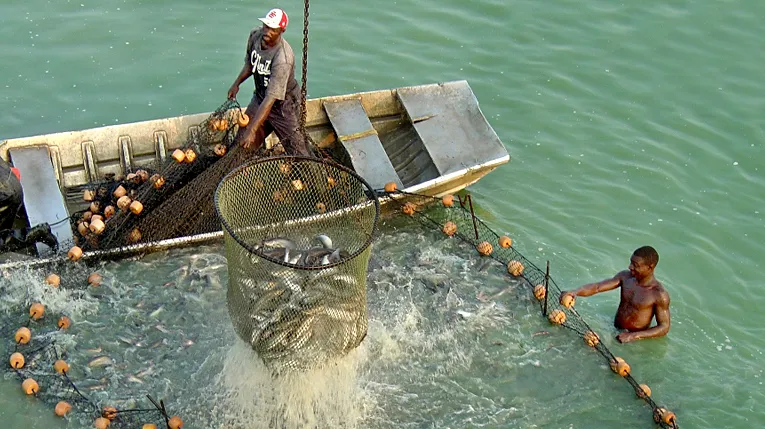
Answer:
[
  {"xmin": 227, "ymin": 8, "xmax": 311, "ymax": 157},
  {"xmin": 559, "ymin": 246, "xmax": 671, "ymax": 343}
]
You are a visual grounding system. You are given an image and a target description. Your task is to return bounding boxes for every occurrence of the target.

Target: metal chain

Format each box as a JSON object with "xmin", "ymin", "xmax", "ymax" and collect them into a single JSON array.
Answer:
[{"xmin": 299, "ymin": 0, "xmax": 310, "ymax": 147}]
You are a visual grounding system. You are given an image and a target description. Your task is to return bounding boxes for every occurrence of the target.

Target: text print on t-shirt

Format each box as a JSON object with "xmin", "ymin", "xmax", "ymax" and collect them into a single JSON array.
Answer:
[{"xmin": 251, "ymin": 52, "xmax": 271, "ymax": 87}]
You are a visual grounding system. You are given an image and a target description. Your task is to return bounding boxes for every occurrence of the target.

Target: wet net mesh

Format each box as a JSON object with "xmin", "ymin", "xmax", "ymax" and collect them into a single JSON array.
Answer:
[
  {"xmin": 75, "ymin": 99, "xmax": 251, "ymax": 252},
  {"xmin": 1, "ymin": 306, "xmax": 177, "ymax": 428},
  {"xmin": 215, "ymin": 156, "xmax": 380, "ymax": 374},
  {"xmin": 382, "ymin": 190, "xmax": 680, "ymax": 429}
]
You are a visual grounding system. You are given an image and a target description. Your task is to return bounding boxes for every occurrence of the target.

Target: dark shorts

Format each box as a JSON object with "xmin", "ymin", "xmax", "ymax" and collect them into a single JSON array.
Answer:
[{"xmin": 239, "ymin": 92, "xmax": 311, "ymax": 157}]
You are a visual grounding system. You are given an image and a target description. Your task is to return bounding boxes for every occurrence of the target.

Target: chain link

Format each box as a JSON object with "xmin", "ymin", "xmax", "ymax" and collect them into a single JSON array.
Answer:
[{"xmin": 299, "ymin": 0, "xmax": 310, "ymax": 148}]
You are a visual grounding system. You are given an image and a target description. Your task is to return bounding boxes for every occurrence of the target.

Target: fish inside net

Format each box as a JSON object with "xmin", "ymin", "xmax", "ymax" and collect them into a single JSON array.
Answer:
[{"xmin": 215, "ymin": 156, "xmax": 380, "ymax": 374}]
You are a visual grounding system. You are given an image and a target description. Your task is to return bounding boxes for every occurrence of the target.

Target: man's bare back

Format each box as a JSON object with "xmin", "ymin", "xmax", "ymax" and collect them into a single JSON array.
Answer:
[{"xmin": 561, "ymin": 246, "xmax": 670, "ymax": 344}]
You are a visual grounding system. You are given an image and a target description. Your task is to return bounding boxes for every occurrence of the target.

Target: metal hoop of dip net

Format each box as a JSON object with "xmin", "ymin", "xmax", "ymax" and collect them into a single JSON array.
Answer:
[{"xmin": 214, "ymin": 156, "xmax": 380, "ymax": 374}]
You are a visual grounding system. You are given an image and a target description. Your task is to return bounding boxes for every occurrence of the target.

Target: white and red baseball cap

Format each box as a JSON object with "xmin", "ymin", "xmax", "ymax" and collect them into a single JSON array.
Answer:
[{"xmin": 259, "ymin": 8, "xmax": 288, "ymax": 30}]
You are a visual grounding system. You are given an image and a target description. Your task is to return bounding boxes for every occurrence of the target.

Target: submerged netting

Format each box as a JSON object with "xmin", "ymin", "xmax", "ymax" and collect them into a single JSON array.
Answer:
[
  {"xmin": 215, "ymin": 156, "xmax": 380, "ymax": 374},
  {"xmin": 1, "ymin": 305, "xmax": 182, "ymax": 428},
  {"xmin": 382, "ymin": 190, "xmax": 680, "ymax": 429}
]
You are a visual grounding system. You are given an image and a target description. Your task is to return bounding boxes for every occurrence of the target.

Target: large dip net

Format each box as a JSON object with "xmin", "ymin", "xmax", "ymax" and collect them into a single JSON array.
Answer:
[{"xmin": 215, "ymin": 156, "xmax": 380, "ymax": 374}]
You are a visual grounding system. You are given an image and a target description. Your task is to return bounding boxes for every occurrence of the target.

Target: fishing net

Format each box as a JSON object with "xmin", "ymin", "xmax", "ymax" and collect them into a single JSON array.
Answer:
[
  {"xmin": 215, "ymin": 156, "xmax": 380, "ymax": 374},
  {"xmin": 75, "ymin": 99, "xmax": 250, "ymax": 252},
  {"xmin": 381, "ymin": 190, "xmax": 680, "ymax": 429},
  {"xmin": 1, "ymin": 306, "xmax": 180, "ymax": 428}
]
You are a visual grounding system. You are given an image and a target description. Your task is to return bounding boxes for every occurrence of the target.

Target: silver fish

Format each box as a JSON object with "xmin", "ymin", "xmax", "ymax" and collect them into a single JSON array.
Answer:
[
  {"xmin": 260, "ymin": 237, "xmax": 297, "ymax": 250},
  {"xmin": 315, "ymin": 234, "xmax": 333, "ymax": 249},
  {"xmin": 127, "ymin": 375, "xmax": 144, "ymax": 384},
  {"xmin": 88, "ymin": 355, "xmax": 114, "ymax": 368}
]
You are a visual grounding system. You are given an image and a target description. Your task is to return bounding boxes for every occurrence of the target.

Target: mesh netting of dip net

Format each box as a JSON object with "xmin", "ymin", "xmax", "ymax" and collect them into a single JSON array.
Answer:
[
  {"xmin": 382, "ymin": 189, "xmax": 680, "ymax": 429},
  {"xmin": 214, "ymin": 155, "xmax": 380, "ymax": 374}
]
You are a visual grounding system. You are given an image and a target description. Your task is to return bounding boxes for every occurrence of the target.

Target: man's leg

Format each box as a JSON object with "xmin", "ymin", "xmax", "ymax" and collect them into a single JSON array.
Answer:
[{"xmin": 268, "ymin": 97, "xmax": 312, "ymax": 157}]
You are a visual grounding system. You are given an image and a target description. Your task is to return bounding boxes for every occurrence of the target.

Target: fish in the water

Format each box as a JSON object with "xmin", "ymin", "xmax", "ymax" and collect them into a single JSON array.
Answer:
[{"xmin": 88, "ymin": 355, "xmax": 114, "ymax": 368}]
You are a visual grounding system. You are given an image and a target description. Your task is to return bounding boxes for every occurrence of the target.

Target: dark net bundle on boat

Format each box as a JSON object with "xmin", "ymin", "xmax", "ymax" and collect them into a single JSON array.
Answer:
[
  {"xmin": 74, "ymin": 99, "xmax": 250, "ymax": 253},
  {"xmin": 384, "ymin": 189, "xmax": 680, "ymax": 429},
  {"xmin": 1, "ymin": 306, "xmax": 182, "ymax": 428},
  {"xmin": 28, "ymin": 100, "xmax": 260, "ymax": 291},
  {"xmin": 215, "ymin": 156, "xmax": 379, "ymax": 374}
]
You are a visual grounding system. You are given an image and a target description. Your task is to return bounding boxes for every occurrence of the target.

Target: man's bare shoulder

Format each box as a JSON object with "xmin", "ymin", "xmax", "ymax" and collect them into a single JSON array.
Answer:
[
  {"xmin": 614, "ymin": 270, "xmax": 631, "ymax": 282},
  {"xmin": 652, "ymin": 281, "xmax": 670, "ymax": 303}
]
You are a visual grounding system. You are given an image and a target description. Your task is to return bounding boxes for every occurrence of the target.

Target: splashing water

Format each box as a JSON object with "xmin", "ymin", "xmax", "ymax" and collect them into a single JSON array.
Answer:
[{"xmin": 1, "ymin": 224, "xmax": 654, "ymax": 429}]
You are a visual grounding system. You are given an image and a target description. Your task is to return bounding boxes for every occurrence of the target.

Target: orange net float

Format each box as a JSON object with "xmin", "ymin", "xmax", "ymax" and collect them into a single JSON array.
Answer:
[
  {"xmin": 548, "ymin": 309, "xmax": 566, "ymax": 325},
  {"xmin": 94, "ymin": 417, "xmax": 111, "ymax": 429},
  {"xmin": 326, "ymin": 176, "xmax": 336, "ymax": 188},
  {"xmin": 22, "ymin": 378, "xmax": 39, "ymax": 395},
  {"xmin": 45, "ymin": 273, "xmax": 61, "ymax": 287},
  {"xmin": 9, "ymin": 352, "xmax": 25, "ymax": 369},
  {"xmin": 609, "ymin": 357, "xmax": 631, "ymax": 377},
  {"xmin": 213, "ymin": 144, "xmax": 227, "ymax": 157},
  {"xmin": 102, "ymin": 406, "xmax": 118, "ymax": 420},
  {"xmin": 89, "ymin": 201, "xmax": 101, "ymax": 214},
  {"xmin": 83, "ymin": 189, "xmax": 96, "ymax": 201},
  {"xmin": 168, "ymin": 416, "xmax": 184, "ymax": 429},
  {"xmin": 129, "ymin": 200, "xmax": 144, "ymax": 215},
  {"xmin": 89, "ymin": 218, "xmax": 106, "ymax": 235},
  {"xmin": 29, "ymin": 303, "xmax": 45, "ymax": 320},
  {"xmin": 15, "ymin": 327, "xmax": 31, "ymax": 344},
  {"xmin": 442, "ymin": 221, "xmax": 457, "ymax": 237},
  {"xmin": 151, "ymin": 174, "xmax": 166, "ymax": 189},
  {"xmin": 507, "ymin": 260, "xmax": 524, "ymax": 276},
  {"xmin": 88, "ymin": 273, "xmax": 103, "ymax": 286},
  {"xmin": 498, "ymin": 235, "xmax": 512, "ymax": 248},
  {"xmin": 128, "ymin": 228, "xmax": 142, "ymax": 243},
  {"xmin": 142, "ymin": 424, "xmax": 158, "ymax": 429},
  {"xmin": 82, "ymin": 211, "xmax": 93, "ymax": 222},
  {"xmin": 583, "ymin": 330, "xmax": 600, "ymax": 347},
  {"xmin": 57, "ymin": 316, "xmax": 71, "ymax": 330},
  {"xmin": 315, "ymin": 202, "xmax": 327, "ymax": 214},
  {"xmin": 637, "ymin": 383, "xmax": 651, "ymax": 398},
  {"xmin": 104, "ymin": 205, "xmax": 116, "ymax": 218},
  {"xmin": 171, "ymin": 149, "xmax": 186, "ymax": 163},
  {"xmin": 54, "ymin": 360, "xmax": 70, "ymax": 374},
  {"xmin": 77, "ymin": 222, "xmax": 89, "ymax": 236},
  {"xmin": 68, "ymin": 245, "xmax": 84, "ymax": 262},
  {"xmin": 184, "ymin": 149, "xmax": 197, "ymax": 163},
  {"xmin": 653, "ymin": 407, "xmax": 676, "ymax": 426},
  {"xmin": 533, "ymin": 284, "xmax": 546, "ymax": 300},
  {"xmin": 402, "ymin": 202, "xmax": 417, "ymax": 216},
  {"xmin": 113, "ymin": 185, "xmax": 127, "ymax": 199},
  {"xmin": 559, "ymin": 292, "xmax": 575, "ymax": 309},
  {"xmin": 442, "ymin": 194, "xmax": 454, "ymax": 207},
  {"xmin": 238, "ymin": 113, "xmax": 250, "ymax": 127},
  {"xmin": 54, "ymin": 401, "xmax": 72, "ymax": 417},
  {"xmin": 476, "ymin": 241, "xmax": 493, "ymax": 256},
  {"xmin": 117, "ymin": 196, "xmax": 132, "ymax": 211},
  {"xmin": 384, "ymin": 182, "xmax": 397, "ymax": 193}
]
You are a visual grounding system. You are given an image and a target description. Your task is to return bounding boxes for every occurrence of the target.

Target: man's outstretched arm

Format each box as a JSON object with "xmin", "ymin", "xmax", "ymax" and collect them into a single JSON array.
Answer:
[
  {"xmin": 617, "ymin": 292, "xmax": 671, "ymax": 343},
  {"xmin": 562, "ymin": 272, "xmax": 624, "ymax": 298}
]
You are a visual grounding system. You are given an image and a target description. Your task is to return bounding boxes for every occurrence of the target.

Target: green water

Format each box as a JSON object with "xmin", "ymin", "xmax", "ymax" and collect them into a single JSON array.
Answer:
[{"xmin": 2, "ymin": 0, "xmax": 764, "ymax": 428}]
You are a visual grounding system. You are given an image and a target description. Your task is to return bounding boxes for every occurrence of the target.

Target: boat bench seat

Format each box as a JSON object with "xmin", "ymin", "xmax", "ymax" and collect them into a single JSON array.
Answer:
[
  {"xmin": 9, "ymin": 146, "xmax": 73, "ymax": 254},
  {"xmin": 396, "ymin": 82, "xmax": 508, "ymax": 176},
  {"xmin": 323, "ymin": 98, "xmax": 403, "ymax": 192}
]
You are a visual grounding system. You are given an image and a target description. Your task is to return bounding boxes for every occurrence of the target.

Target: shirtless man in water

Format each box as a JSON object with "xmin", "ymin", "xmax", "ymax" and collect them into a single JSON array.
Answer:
[{"xmin": 560, "ymin": 246, "xmax": 670, "ymax": 344}]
